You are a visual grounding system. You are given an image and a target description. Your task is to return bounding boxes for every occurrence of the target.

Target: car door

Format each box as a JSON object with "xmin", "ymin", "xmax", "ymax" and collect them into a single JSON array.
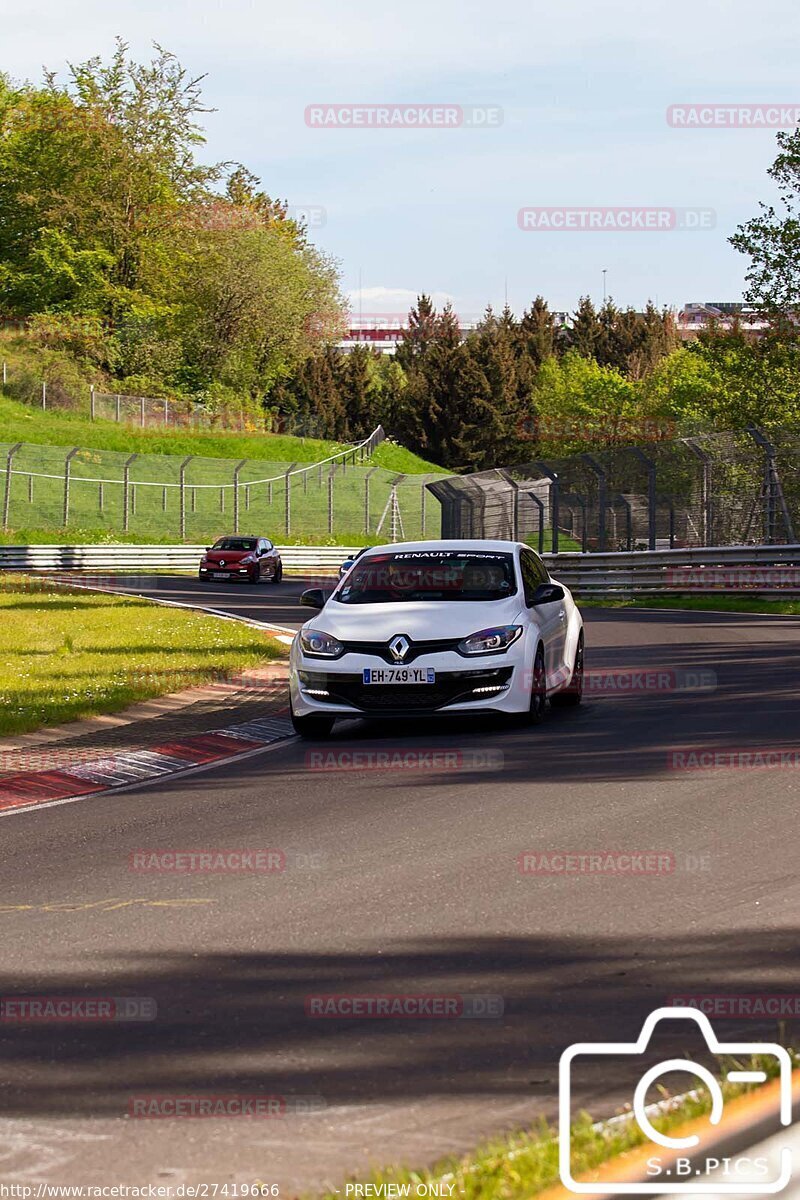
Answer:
[
  {"xmin": 261, "ymin": 538, "xmax": 278, "ymax": 574},
  {"xmin": 520, "ymin": 550, "xmax": 566, "ymax": 688}
]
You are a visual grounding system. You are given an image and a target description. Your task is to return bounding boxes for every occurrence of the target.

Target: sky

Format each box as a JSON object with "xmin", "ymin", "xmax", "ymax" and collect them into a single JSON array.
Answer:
[{"xmin": 4, "ymin": 0, "xmax": 800, "ymax": 318}]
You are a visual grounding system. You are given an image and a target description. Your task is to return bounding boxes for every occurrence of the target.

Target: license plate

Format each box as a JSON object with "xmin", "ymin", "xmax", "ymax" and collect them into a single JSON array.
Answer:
[
  {"xmin": 212, "ymin": 572, "xmax": 228, "ymax": 578},
  {"xmin": 363, "ymin": 667, "xmax": 435, "ymax": 685}
]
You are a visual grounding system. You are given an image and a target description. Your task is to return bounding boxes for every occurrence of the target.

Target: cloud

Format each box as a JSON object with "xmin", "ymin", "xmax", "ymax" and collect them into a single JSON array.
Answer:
[{"xmin": 346, "ymin": 286, "xmax": 455, "ymax": 314}]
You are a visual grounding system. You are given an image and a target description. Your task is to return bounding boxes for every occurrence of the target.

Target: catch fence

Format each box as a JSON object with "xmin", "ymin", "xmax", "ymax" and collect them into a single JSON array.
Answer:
[
  {"xmin": 0, "ymin": 427, "xmax": 445, "ymax": 543},
  {"xmin": 429, "ymin": 427, "xmax": 799, "ymax": 550}
]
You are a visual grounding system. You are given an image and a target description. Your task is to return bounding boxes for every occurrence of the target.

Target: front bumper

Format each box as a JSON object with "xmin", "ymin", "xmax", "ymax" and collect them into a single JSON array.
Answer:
[
  {"xmin": 199, "ymin": 565, "xmax": 256, "ymax": 581},
  {"xmin": 290, "ymin": 645, "xmax": 532, "ymax": 719}
]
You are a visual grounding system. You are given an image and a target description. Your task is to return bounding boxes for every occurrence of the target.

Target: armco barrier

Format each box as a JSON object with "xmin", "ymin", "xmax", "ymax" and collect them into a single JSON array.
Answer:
[
  {"xmin": 542, "ymin": 544, "xmax": 800, "ymax": 595},
  {"xmin": 0, "ymin": 545, "xmax": 359, "ymax": 575},
  {"xmin": 1, "ymin": 543, "xmax": 799, "ymax": 593}
]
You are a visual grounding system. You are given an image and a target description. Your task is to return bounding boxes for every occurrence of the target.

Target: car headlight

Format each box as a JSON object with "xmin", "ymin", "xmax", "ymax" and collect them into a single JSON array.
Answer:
[
  {"xmin": 457, "ymin": 625, "xmax": 523, "ymax": 656},
  {"xmin": 300, "ymin": 628, "xmax": 344, "ymax": 658},
  {"xmin": 240, "ymin": 555, "xmax": 256, "ymax": 564}
]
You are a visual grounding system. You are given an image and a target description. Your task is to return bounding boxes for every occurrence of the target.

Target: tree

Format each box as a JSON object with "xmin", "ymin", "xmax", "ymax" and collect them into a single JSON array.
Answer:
[
  {"xmin": 567, "ymin": 296, "xmax": 602, "ymax": 359},
  {"xmin": 731, "ymin": 129, "xmax": 800, "ymax": 324},
  {"xmin": 518, "ymin": 296, "xmax": 558, "ymax": 366},
  {"xmin": 395, "ymin": 294, "xmax": 437, "ymax": 371}
]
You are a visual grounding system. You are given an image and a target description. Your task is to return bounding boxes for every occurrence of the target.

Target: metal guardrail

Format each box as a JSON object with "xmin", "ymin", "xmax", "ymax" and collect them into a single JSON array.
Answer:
[
  {"xmin": 1, "ymin": 542, "xmax": 799, "ymax": 593},
  {"xmin": 543, "ymin": 544, "xmax": 800, "ymax": 595},
  {"xmin": 0, "ymin": 544, "xmax": 360, "ymax": 574}
]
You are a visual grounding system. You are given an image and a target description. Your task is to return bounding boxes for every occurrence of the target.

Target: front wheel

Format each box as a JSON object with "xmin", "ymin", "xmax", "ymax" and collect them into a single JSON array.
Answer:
[
  {"xmin": 270, "ymin": 561, "xmax": 283, "ymax": 584},
  {"xmin": 553, "ymin": 633, "xmax": 584, "ymax": 707},
  {"xmin": 526, "ymin": 644, "xmax": 547, "ymax": 725}
]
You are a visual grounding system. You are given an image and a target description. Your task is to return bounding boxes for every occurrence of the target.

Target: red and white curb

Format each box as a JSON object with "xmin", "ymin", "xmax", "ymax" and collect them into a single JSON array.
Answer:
[{"xmin": 0, "ymin": 714, "xmax": 295, "ymax": 814}]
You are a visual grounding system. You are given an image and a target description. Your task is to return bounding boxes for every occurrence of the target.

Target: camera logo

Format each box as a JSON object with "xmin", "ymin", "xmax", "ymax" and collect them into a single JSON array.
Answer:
[{"xmin": 559, "ymin": 1006, "xmax": 792, "ymax": 1194}]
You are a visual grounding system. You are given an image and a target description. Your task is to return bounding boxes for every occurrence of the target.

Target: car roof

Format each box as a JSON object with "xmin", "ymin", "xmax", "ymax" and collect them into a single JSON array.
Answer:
[{"xmin": 358, "ymin": 539, "xmax": 526, "ymax": 555}]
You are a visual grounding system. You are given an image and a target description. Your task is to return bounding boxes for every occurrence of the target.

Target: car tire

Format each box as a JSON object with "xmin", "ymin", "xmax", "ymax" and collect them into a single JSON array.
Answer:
[
  {"xmin": 526, "ymin": 644, "xmax": 547, "ymax": 725},
  {"xmin": 270, "ymin": 562, "xmax": 283, "ymax": 584},
  {"xmin": 553, "ymin": 633, "xmax": 584, "ymax": 707},
  {"xmin": 290, "ymin": 704, "xmax": 335, "ymax": 739}
]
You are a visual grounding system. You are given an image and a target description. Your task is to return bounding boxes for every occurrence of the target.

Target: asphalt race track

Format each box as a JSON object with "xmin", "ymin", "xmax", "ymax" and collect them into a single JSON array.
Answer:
[{"xmin": 2, "ymin": 577, "xmax": 800, "ymax": 1191}]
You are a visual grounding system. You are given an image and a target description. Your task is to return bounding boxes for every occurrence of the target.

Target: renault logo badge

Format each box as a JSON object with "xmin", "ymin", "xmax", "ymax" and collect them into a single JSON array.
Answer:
[{"xmin": 389, "ymin": 635, "xmax": 410, "ymax": 662}]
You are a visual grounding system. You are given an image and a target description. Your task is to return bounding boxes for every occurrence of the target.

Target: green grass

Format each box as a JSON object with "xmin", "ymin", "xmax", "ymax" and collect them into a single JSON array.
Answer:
[
  {"xmin": 584, "ymin": 594, "xmax": 800, "ymax": 615},
  {"xmin": 0, "ymin": 395, "xmax": 443, "ymax": 473},
  {"xmin": 320, "ymin": 1054, "xmax": 790, "ymax": 1200},
  {"xmin": 0, "ymin": 576, "xmax": 284, "ymax": 737}
]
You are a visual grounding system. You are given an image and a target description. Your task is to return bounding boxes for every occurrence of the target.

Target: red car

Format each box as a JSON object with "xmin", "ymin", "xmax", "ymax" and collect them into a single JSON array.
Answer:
[{"xmin": 199, "ymin": 536, "xmax": 283, "ymax": 584}]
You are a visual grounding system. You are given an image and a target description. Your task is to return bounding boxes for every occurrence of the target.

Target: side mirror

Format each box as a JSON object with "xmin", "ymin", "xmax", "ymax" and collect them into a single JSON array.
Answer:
[
  {"xmin": 300, "ymin": 588, "xmax": 330, "ymax": 610},
  {"xmin": 530, "ymin": 582, "xmax": 565, "ymax": 607}
]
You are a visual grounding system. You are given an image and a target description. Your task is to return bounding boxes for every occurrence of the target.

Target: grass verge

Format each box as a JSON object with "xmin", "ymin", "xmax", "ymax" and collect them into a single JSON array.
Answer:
[
  {"xmin": 321, "ymin": 1054, "xmax": 792, "ymax": 1200},
  {"xmin": 582, "ymin": 594, "xmax": 800, "ymax": 616},
  {"xmin": 0, "ymin": 396, "xmax": 443, "ymax": 473},
  {"xmin": 0, "ymin": 575, "xmax": 284, "ymax": 737}
]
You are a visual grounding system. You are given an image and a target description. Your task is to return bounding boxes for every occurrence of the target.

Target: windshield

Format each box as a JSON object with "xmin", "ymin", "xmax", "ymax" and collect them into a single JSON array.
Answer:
[
  {"xmin": 335, "ymin": 550, "xmax": 516, "ymax": 604},
  {"xmin": 213, "ymin": 538, "xmax": 257, "ymax": 551}
]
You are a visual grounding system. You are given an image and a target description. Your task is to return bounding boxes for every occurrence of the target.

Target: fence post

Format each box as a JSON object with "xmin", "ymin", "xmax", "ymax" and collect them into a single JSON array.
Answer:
[
  {"xmin": 140, "ymin": 396, "xmax": 146, "ymax": 428},
  {"xmin": 123, "ymin": 453, "xmax": 138, "ymax": 532},
  {"xmin": 617, "ymin": 494, "xmax": 633, "ymax": 551},
  {"xmin": 99, "ymin": 482, "xmax": 104, "ymax": 512},
  {"xmin": 180, "ymin": 456, "xmax": 193, "ymax": 540},
  {"xmin": 2, "ymin": 443, "xmax": 22, "ymax": 530},
  {"xmin": 684, "ymin": 438, "xmax": 712, "ymax": 546},
  {"xmin": 581, "ymin": 453, "xmax": 607, "ymax": 551},
  {"xmin": 631, "ymin": 447, "xmax": 657, "ymax": 550},
  {"xmin": 421, "ymin": 482, "xmax": 427, "ymax": 536},
  {"xmin": 62, "ymin": 447, "xmax": 80, "ymax": 527},
  {"xmin": 328, "ymin": 470, "xmax": 334, "ymax": 535},
  {"xmin": 364, "ymin": 467, "xmax": 379, "ymax": 535},
  {"xmin": 42, "ymin": 380, "xmax": 47, "ymax": 410},
  {"xmin": 2, "ymin": 361, "xmax": 6, "ymax": 387},
  {"xmin": 233, "ymin": 459, "xmax": 246, "ymax": 534},
  {"xmin": 535, "ymin": 462, "xmax": 559, "ymax": 554},
  {"xmin": 284, "ymin": 464, "xmax": 297, "ymax": 538},
  {"xmin": 27, "ymin": 474, "xmax": 33, "ymax": 503},
  {"xmin": 746, "ymin": 425, "xmax": 796, "ymax": 544},
  {"xmin": 525, "ymin": 490, "xmax": 546, "ymax": 554},
  {"xmin": 90, "ymin": 385, "xmax": 95, "ymax": 420},
  {"xmin": 164, "ymin": 399, "xmax": 169, "ymax": 426},
  {"xmin": 116, "ymin": 394, "xmax": 121, "ymax": 422}
]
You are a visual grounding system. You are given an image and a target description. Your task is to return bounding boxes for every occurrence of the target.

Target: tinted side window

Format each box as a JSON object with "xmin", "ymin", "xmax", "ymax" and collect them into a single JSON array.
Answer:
[{"xmin": 520, "ymin": 551, "xmax": 547, "ymax": 603}]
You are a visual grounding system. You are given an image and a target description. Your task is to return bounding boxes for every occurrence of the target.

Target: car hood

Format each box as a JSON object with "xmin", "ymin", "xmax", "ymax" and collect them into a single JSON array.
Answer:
[
  {"xmin": 206, "ymin": 550, "xmax": 251, "ymax": 561},
  {"xmin": 305, "ymin": 597, "xmax": 525, "ymax": 642}
]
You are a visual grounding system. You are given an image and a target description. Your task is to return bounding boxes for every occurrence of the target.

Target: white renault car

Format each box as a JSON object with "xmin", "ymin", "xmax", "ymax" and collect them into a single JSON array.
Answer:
[{"xmin": 289, "ymin": 540, "xmax": 584, "ymax": 738}]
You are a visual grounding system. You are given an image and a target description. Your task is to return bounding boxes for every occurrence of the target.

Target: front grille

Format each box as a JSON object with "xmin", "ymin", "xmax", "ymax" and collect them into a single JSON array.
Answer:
[
  {"xmin": 338, "ymin": 636, "xmax": 462, "ymax": 664},
  {"xmin": 299, "ymin": 668, "xmax": 513, "ymax": 712}
]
